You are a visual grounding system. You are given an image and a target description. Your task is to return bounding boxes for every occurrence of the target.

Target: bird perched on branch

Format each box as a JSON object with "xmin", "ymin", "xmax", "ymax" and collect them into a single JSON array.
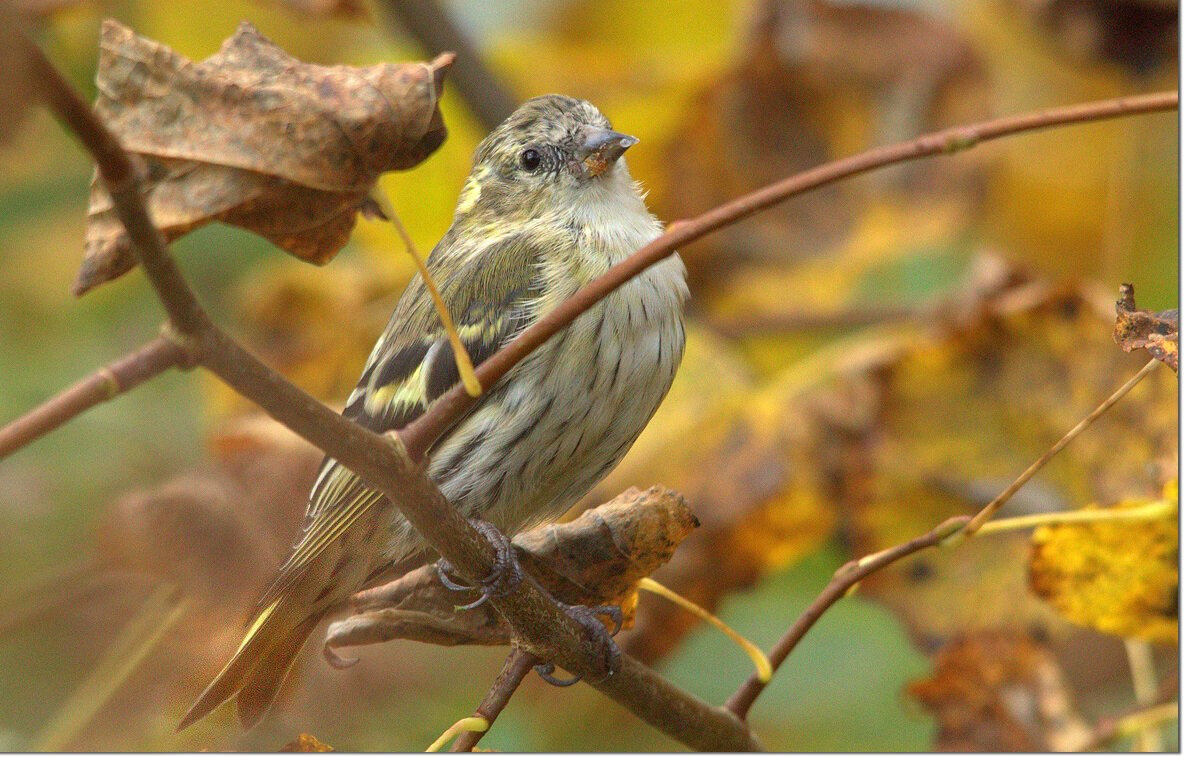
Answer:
[{"xmin": 181, "ymin": 94, "xmax": 688, "ymax": 729}]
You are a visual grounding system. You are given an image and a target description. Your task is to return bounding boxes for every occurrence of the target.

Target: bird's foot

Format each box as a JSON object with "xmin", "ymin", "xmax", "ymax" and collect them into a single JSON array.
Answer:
[
  {"xmin": 435, "ymin": 519, "xmax": 524, "ymax": 610},
  {"xmin": 534, "ymin": 602, "xmax": 622, "ymax": 687}
]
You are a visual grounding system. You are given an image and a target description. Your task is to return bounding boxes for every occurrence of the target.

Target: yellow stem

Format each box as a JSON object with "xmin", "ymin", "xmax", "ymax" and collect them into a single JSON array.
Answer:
[
  {"xmin": 372, "ymin": 189, "xmax": 482, "ymax": 397},
  {"xmin": 975, "ymin": 500, "xmax": 1172, "ymax": 535},
  {"xmin": 1125, "ymin": 639, "xmax": 1162, "ymax": 751},
  {"xmin": 425, "ymin": 716, "xmax": 488, "ymax": 752},
  {"xmin": 1115, "ymin": 702, "xmax": 1179, "ymax": 742},
  {"xmin": 638, "ymin": 577, "xmax": 772, "ymax": 682}
]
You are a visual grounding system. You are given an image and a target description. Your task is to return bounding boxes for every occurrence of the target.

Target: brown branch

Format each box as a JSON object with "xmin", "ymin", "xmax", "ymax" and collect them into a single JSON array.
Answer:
[
  {"xmin": 450, "ymin": 647, "xmax": 537, "ymax": 752},
  {"xmin": 724, "ymin": 516, "xmax": 969, "ymax": 719},
  {"xmin": 0, "ymin": 335, "xmax": 188, "ymax": 459},
  {"xmin": 399, "ymin": 90, "xmax": 1179, "ymax": 461},
  {"xmin": 376, "ymin": 0, "xmax": 517, "ymax": 131}
]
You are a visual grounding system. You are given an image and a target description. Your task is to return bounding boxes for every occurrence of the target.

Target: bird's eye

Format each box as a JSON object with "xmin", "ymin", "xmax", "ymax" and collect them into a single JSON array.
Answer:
[{"xmin": 520, "ymin": 148, "xmax": 541, "ymax": 172}]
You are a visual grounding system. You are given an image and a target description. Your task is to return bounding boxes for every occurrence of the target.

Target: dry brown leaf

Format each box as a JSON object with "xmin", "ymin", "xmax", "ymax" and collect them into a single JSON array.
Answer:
[
  {"xmin": 1028, "ymin": 482, "xmax": 1178, "ymax": 644},
  {"xmin": 908, "ymin": 632, "xmax": 1092, "ymax": 751},
  {"xmin": 78, "ymin": 20, "xmax": 451, "ymax": 294},
  {"xmin": 279, "ymin": 732, "xmax": 335, "ymax": 751},
  {"xmin": 324, "ymin": 487, "xmax": 697, "ymax": 653},
  {"xmin": 1114, "ymin": 283, "xmax": 1179, "ymax": 372}
]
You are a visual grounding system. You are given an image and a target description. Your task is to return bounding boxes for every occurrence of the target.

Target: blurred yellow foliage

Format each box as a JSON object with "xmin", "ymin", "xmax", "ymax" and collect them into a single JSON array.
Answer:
[{"xmin": 1028, "ymin": 481, "xmax": 1179, "ymax": 644}]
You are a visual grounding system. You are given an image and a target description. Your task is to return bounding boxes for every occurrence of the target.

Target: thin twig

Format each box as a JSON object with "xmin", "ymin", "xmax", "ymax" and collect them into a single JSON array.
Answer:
[
  {"xmin": 0, "ymin": 335, "xmax": 188, "ymax": 459},
  {"xmin": 639, "ymin": 577, "xmax": 771, "ymax": 682},
  {"xmin": 974, "ymin": 499, "xmax": 1172, "ymax": 535},
  {"xmin": 960, "ymin": 357, "xmax": 1161, "ymax": 537},
  {"xmin": 399, "ymin": 91, "xmax": 1179, "ymax": 460},
  {"xmin": 384, "ymin": 200, "xmax": 481, "ymax": 397},
  {"xmin": 724, "ymin": 516, "xmax": 970, "ymax": 719},
  {"xmin": 451, "ymin": 647, "xmax": 538, "ymax": 752}
]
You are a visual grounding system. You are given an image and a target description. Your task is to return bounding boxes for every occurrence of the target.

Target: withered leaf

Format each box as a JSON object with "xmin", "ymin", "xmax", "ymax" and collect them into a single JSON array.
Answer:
[
  {"xmin": 908, "ymin": 632, "xmax": 1092, "ymax": 752},
  {"xmin": 78, "ymin": 20, "xmax": 451, "ymax": 294},
  {"xmin": 323, "ymin": 487, "xmax": 697, "ymax": 653},
  {"xmin": 1114, "ymin": 283, "xmax": 1179, "ymax": 372},
  {"xmin": 279, "ymin": 732, "xmax": 335, "ymax": 752},
  {"xmin": 1028, "ymin": 483, "xmax": 1179, "ymax": 645}
]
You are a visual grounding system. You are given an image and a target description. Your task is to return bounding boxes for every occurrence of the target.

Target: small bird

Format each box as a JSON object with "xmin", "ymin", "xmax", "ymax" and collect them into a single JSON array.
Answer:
[{"xmin": 180, "ymin": 95, "xmax": 688, "ymax": 729}]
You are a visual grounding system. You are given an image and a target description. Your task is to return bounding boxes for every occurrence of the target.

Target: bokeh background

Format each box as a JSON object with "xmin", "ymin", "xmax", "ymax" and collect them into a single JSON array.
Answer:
[{"xmin": 0, "ymin": 0, "xmax": 1178, "ymax": 751}]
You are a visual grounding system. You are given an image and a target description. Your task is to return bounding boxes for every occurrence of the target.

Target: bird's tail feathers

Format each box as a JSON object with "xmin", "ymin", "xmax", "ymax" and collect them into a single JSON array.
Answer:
[{"xmin": 178, "ymin": 598, "xmax": 325, "ymax": 731}]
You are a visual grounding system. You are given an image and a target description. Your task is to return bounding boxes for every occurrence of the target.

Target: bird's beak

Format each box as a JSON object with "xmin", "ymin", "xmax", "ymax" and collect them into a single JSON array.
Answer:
[{"xmin": 575, "ymin": 128, "xmax": 638, "ymax": 178}]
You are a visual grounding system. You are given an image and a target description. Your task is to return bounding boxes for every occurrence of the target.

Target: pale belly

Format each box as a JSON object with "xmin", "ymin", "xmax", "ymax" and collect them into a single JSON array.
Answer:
[{"xmin": 425, "ymin": 256, "xmax": 686, "ymax": 536}]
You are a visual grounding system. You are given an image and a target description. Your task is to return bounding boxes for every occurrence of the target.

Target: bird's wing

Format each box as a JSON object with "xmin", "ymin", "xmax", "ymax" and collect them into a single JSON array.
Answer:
[{"xmin": 255, "ymin": 230, "xmax": 555, "ymax": 609}]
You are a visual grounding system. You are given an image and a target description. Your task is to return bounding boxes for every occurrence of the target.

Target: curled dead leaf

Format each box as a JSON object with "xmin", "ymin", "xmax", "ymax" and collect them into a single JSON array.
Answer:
[
  {"xmin": 908, "ymin": 632, "xmax": 1092, "ymax": 751},
  {"xmin": 1028, "ymin": 483, "xmax": 1179, "ymax": 644},
  {"xmin": 324, "ymin": 487, "xmax": 697, "ymax": 653},
  {"xmin": 78, "ymin": 20, "xmax": 451, "ymax": 294},
  {"xmin": 280, "ymin": 732, "xmax": 335, "ymax": 751},
  {"xmin": 1114, "ymin": 283, "xmax": 1179, "ymax": 372}
]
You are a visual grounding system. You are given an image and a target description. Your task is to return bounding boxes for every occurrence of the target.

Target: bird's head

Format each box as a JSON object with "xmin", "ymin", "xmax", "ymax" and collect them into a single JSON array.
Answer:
[{"xmin": 454, "ymin": 95, "xmax": 639, "ymax": 221}]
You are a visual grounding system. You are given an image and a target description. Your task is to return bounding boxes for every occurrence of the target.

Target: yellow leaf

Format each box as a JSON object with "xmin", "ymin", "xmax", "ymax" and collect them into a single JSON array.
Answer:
[{"xmin": 1028, "ymin": 483, "xmax": 1178, "ymax": 644}]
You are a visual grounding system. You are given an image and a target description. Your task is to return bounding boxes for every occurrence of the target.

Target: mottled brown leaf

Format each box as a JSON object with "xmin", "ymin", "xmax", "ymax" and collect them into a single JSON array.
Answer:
[
  {"xmin": 324, "ymin": 487, "xmax": 697, "ymax": 652},
  {"xmin": 908, "ymin": 632, "xmax": 1092, "ymax": 751},
  {"xmin": 280, "ymin": 732, "xmax": 334, "ymax": 751},
  {"xmin": 1114, "ymin": 283, "xmax": 1179, "ymax": 372},
  {"xmin": 78, "ymin": 20, "xmax": 451, "ymax": 294}
]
